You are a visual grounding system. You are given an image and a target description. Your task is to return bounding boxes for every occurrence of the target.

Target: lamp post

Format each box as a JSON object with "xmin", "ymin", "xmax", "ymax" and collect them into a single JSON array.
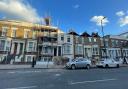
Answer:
[{"xmin": 101, "ymin": 17, "xmax": 107, "ymax": 58}]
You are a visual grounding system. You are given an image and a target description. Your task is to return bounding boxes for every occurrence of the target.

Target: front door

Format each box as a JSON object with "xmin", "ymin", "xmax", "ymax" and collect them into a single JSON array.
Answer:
[
  {"xmin": 14, "ymin": 43, "xmax": 18, "ymax": 54},
  {"xmin": 54, "ymin": 47, "xmax": 57, "ymax": 56},
  {"xmin": 58, "ymin": 46, "xmax": 61, "ymax": 56}
]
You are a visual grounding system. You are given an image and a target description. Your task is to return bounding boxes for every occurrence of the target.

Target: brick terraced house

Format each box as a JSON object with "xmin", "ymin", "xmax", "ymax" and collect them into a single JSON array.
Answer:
[{"xmin": 0, "ymin": 19, "xmax": 128, "ymax": 64}]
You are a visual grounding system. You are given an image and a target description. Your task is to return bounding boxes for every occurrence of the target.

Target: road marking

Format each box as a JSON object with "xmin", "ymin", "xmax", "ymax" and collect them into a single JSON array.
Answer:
[
  {"xmin": 8, "ymin": 71, "xmax": 41, "ymax": 74},
  {"xmin": 5, "ymin": 86, "xmax": 37, "ymax": 89},
  {"xmin": 69, "ymin": 78, "xmax": 117, "ymax": 85},
  {"xmin": 8, "ymin": 72, "xmax": 15, "ymax": 74},
  {"xmin": 55, "ymin": 74, "xmax": 61, "ymax": 77}
]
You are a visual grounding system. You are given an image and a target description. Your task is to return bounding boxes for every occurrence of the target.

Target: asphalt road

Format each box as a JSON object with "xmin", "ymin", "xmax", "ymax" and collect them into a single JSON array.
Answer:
[{"xmin": 0, "ymin": 67, "xmax": 128, "ymax": 89}]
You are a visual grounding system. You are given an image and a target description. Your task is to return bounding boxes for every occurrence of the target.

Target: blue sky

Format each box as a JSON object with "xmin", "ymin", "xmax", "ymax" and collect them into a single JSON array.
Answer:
[{"xmin": 0, "ymin": 0, "xmax": 128, "ymax": 35}]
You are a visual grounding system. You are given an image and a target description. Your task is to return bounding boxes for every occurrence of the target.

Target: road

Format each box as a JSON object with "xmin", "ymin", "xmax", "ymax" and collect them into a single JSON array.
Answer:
[{"xmin": 0, "ymin": 67, "xmax": 128, "ymax": 89}]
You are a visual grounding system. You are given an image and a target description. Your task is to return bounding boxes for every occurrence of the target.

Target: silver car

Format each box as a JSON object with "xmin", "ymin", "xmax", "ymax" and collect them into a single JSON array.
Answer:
[
  {"xmin": 65, "ymin": 58, "xmax": 91, "ymax": 70},
  {"xmin": 96, "ymin": 58, "xmax": 121, "ymax": 68}
]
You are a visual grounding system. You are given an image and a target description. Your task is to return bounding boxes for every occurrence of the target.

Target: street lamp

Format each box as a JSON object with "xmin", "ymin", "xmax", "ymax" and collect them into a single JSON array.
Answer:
[{"xmin": 101, "ymin": 17, "xmax": 107, "ymax": 58}]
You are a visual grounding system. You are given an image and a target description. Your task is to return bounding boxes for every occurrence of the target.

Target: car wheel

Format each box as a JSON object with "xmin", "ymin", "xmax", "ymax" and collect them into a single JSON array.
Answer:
[
  {"xmin": 117, "ymin": 64, "xmax": 120, "ymax": 68},
  {"xmin": 86, "ymin": 64, "xmax": 90, "ymax": 69},
  {"xmin": 105, "ymin": 64, "xmax": 109, "ymax": 68},
  {"xmin": 71, "ymin": 65, "xmax": 76, "ymax": 70}
]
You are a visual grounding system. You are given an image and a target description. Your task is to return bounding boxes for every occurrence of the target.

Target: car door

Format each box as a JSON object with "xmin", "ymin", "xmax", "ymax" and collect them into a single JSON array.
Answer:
[
  {"xmin": 112, "ymin": 60, "xmax": 118, "ymax": 67},
  {"xmin": 75, "ymin": 59, "xmax": 81, "ymax": 68},
  {"xmin": 110, "ymin": 60, "xmax": 116, "ymax": 67},
  {"xmin": 80, "ymin": 58, "xmax": 86, "ymax": 68},
  {"xmin": 82, "ymin": 59, "xmax": 89, "ymax": 67},
  {"xmin": 107, "ymin": 60, "xmax": 113, "ymax": 67}
]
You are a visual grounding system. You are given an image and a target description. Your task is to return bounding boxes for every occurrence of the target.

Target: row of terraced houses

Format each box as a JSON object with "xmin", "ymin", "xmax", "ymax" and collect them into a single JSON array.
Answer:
[{"xmin": 0, "ymin": 19, "xmax": 128, "ymax": 64}]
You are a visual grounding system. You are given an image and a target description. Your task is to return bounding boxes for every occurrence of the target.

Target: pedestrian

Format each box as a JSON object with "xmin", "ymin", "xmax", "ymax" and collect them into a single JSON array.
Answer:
[
  {"xmin": 32, "ymin": 57, "xmax": 35, "ymax": 68},
  {"xmin": 123, "ymin": 57, "xmax": 127, "ymax": 64}
]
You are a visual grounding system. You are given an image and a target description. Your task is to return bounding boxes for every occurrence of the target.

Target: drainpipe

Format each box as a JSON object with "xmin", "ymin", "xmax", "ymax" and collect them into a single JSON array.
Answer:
[{"xmin": 73, "ymin": 34, "xmax": 75, "ymax": 59}]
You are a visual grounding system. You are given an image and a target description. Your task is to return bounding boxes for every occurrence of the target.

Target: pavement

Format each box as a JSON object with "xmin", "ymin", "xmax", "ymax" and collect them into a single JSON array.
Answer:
[
  {"xmin": 0, "ymin": 64, "xmax": 65, "ymax": 70},
  {"xmin": 0, "ymin": 64, "xmax": 31, "ymax": 70},
  {"xmin": 0, "ymin": 67, "xmax": 128, "ymax": 89},
  {"xmin": 0, "ymin": 64, "xmax": 128, "ymax": 70}
]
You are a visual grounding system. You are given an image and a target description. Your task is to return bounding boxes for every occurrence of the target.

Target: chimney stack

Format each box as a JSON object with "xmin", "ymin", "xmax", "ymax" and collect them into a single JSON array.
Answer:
[{"xmin": 44, "ymin": 17, "xmax": 51, "ymax": 26}]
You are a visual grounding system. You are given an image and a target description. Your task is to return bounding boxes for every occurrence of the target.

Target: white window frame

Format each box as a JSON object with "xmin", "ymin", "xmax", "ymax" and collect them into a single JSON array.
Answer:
[
  {"xmin": 63, "ymin": 45, "xmax": 71, "ymax": 54},
  {"xmin": 94, "ymin": 38, "xmax": 96, "ymax": 42},
  {"xmin": 24, "ymin": 29, "xmax": 30, "ymax": 38},
  {"xmin": 67, "ymin": 36, "xmax": 70, "ymax": 42},
  {"xmin": 42, "ymin": 47, "xmax": 52, "ymax": 54},
  {"xmin": 28, "ymin": 42, "xmax": 34, "ymax": 52},
  {"xmin": 61, "ymin": 35, "xmax": 64, "ymax": 41},
  {"xmin": 93, "ymin": 47, "xmax": 99, "ymax": 55},
  {"xmin": 89, "ymin": 37, "xmax": 92, "ymax": 42},
  {"xmin": 78, "ymin": 37, "xmax": 82, "ymax": 43},
  {"xmin": 76, "ymin": 45, "xmax": 83, "ymax": 54},
  {"xmin": 11, "ymin": 28, "xmax": 17, "ymax": 37},
  {"xmin": 1, "ymin": 27, "xmax": 8, "ymax": 37},
  {"xmin": 32, "ymin": 31, "xmax": 36, "ymax": 39},
  {"xmin": 0, "ymin": 40, "xmax": 5, "ymax": 51}
]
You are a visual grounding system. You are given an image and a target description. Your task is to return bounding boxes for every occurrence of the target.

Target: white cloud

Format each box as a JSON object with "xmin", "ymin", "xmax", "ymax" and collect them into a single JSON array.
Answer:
[
  {"xmin": 73, "ymin": 4, "xmax": 80, "ymax": 9},
  {"xmin": 116, "ymin": 10, "xmax": 128, "ymax": 27},
  {"xmin": 0, "ymin": 0, "xmax": 42, "ymax": 23},
  {"xmin": 119, "ymin": 16, "xmax": 128, "ymax": 27},
  {"xmin": 90, "ymin": 16, "xmax": 109, "ymax": 26},
  {"xmin": 116, "ymin": 11, "xmax": 125, "ymax": 17}
]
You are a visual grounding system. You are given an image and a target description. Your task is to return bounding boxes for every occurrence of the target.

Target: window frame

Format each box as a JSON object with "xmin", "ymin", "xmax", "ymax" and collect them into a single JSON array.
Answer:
[
  {"xmin": 1, "ymin": 27, "xmax": 8, "ymax": 37},
  {"xmin": 11, "ymin": 28, "xmax": 17, "ymax": 37},
  {"xmin": 24, "ymin": 29, "xmax": 30, "ymax": 38},
  {"xmin": 28, "ymin": 42, "xmax": 34, "ymax": 51}
]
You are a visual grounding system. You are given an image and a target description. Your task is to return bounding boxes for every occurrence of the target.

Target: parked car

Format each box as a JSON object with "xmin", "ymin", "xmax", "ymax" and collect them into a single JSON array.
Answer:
[
  {"xmin": 96, "ymin": 58, "xmax": 121, "ymax": 68},
  {"xmin": 65, "ymin": 58, "xmax": 91, "ymax": 70}
]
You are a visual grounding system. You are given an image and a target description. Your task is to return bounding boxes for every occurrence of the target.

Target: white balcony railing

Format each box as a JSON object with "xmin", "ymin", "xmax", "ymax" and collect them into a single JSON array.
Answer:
[
  {"xmin": 41, "ymin": 52, "xmax": 54, "ymax": 56},
  {"xmin": 27, "ymin": 49, "xmax": 36, "ymax": 52}
]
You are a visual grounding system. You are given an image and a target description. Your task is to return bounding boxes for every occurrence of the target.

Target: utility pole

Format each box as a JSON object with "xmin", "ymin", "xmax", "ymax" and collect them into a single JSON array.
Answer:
[{"xmin": 101, "ymin": 17, "xmax": 107, "ymax": 58}]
